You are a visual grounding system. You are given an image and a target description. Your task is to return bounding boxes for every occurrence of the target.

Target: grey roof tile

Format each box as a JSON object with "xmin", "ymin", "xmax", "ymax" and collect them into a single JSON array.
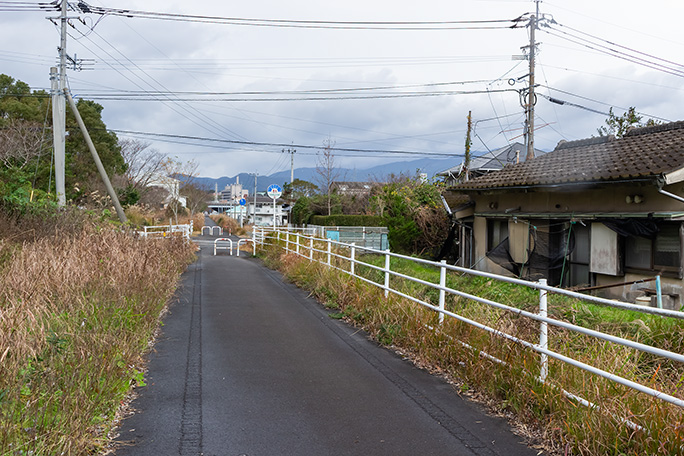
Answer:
[{"xmin": 456, "ymin": 121, "xmax": 684, "ymax": 190}]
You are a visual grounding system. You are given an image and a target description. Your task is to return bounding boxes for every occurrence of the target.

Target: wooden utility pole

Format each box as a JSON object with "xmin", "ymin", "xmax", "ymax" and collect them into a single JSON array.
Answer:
[
  {"xmin": 525, "ymin": 1, "xmax": 539, "ymax": 161},
  {"xmin": 464, "ymin": 111, "xmax": 472, "ymax": 182}
]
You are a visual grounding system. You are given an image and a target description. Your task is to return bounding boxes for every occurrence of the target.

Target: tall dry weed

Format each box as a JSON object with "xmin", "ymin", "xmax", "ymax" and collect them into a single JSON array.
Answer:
[{"xmin": 0, "ymin": 222, "xmax": 195, "ymax": 454}]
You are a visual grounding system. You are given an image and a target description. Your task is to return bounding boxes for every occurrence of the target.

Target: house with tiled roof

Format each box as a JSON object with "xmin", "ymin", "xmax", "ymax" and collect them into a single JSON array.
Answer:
[{"xmin": 453, "ymin": 121, "xmax": 684, "ymax": 309}]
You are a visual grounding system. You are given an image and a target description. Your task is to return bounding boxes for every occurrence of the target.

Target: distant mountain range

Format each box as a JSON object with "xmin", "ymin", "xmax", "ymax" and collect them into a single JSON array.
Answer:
[{"xmin": 195, "ymin": 157, "xmax": 456, "ymax": 193}]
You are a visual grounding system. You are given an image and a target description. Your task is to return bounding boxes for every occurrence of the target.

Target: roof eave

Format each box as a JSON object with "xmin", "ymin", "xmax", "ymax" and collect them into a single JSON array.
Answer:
[{"xmin": 457, "ymin": 176, "xmax": 659, "ymax": 192}]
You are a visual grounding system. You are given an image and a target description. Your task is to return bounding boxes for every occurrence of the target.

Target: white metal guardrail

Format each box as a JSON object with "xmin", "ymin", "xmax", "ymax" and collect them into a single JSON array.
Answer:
[
  {"xmin": 138, "ymin": 221, "xmax": 193, "ymax": 240},
  {"xmin": 254, "ymin": 228, "xmax": 684, "ymax": 419}
]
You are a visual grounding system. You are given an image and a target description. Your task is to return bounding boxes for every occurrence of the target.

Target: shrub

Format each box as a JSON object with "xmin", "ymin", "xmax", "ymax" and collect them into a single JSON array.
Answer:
[{"xmin": 309, "ymin": 214, "xmax": 384, "ymax": 226}]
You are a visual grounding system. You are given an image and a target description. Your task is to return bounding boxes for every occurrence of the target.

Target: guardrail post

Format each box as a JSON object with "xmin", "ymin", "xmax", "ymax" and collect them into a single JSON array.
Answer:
[
  {"xmin": 439, "ymin": 260, "xmax": 447, "ymax": 325},
  {"xmin": 539, "ymin": 278, "xmax": 548, "ymax": 383},
  {"xmin": 286, "ymin": 231, "xmax": 290, "ymax": 253},
  {"xmin": 384, "ymin": 250, "xmax": 391, "ymax": 298},
  {"xmin": 252, "ymin": 228, "xmax": 256, "ymax": 256},
  {"xmin": 309, "ymin": 237, "xmax": 314, "ymax": 261},
  {"xmin": 350, "ymin": 242, "xmax": 356, "ymax": 276},
  {"xmin": 327, "ymin": 238, "xmax": 332, "ymax": 266},
  {"xmin": 296, "ymin": 233, "xmax": 300, "ymax": 255}
]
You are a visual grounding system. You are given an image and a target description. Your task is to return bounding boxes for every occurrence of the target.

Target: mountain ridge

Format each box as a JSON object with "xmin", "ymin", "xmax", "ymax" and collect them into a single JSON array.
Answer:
[{"xmin": 195, "ymin": 157, "xmax": 456, "ymax": 193}]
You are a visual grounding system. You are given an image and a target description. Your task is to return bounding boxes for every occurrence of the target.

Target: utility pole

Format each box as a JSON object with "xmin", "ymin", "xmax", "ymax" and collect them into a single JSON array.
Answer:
[
  {"xmin": 283, "ymin": 148, "xmax": 296, "ymax": 184},
  {"xmin": 464, "ymin": 111, "xmax": 472, "ymax": 182},
  {"xmin": 251, "ymin": 173, "xmax": 258, "ymax": 224},
  {"xmin": 525, "ymin": 1, "xmax": 539, "ymax": 161},
  {"xmin": 51, "ymin": 0, "xmax": 68, "ymax": 205}
]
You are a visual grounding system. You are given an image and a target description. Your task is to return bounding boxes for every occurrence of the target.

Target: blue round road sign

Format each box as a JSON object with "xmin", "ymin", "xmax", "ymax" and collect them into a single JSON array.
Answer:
[
  {"xmin": 267, "ymin": 184, "xmax": 283, "ymax": 199},
  {"xmin": 239, "ymin": 198, "xmax": 246, "ymax": 206}
]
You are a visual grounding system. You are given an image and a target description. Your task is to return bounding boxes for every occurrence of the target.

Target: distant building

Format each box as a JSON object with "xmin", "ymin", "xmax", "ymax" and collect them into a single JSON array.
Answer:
[
  {"xmin": 146, "ymin": 173, "xmax": 186, "ymax": 207},
  {"xmin": 219, "ymin": 176, "xmax": 248, "ymax": 201},
  {"xmin": 206, "ymin": 195, "xmax": 287, "ymax": 226},
  {"xmin": 331, "ymin": 181, "xmax": 375, "ymax": 196}
]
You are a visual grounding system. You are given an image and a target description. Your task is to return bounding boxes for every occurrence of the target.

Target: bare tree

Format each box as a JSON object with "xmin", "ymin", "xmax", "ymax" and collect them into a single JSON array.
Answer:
[
  {"xmin": 0, "ymin": 119, "xmax": 45, "ymax": 168},
  {"xmin": 315, "ymin": 137, "xmax": 339, "ymax": 216},
  {"xmin": 158, "ymin": 157, "xmax": 200, "ymax": 223},
  {"xmin": 119, "ymin": 138, "xmax": 166, "ymax": 193},
  {"xmin": 183, "ymin": 182, "xmax": 210, "ymax": 216}
]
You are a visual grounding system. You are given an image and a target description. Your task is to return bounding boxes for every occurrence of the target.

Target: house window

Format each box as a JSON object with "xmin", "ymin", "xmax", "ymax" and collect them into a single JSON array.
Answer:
[
  {"xmin": 624, "ymin": 223, "xmax": 681, "ymax": 273},
  {"xmin": 487, "ymin": 219, "xmax": 508, "ymax": 251}
]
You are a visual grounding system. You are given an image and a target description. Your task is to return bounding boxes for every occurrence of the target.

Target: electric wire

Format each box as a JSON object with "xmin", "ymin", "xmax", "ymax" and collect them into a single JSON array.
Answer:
[
  {"xmin": 65, "ymin": 88, "xmax": 520, "ymax": 102},
  {"xmin": 542, "ymin": 25, "xmax": 684, "ymax": 79},
  {"xmin": 105, "ymin": 128, "xmax": 466, "ymax": 157},
  {"xmin": 70, "ymin": 78, "xmax": 496, "ymax": 97},
  {"xmin": 85, "ymin": 26, "xmax": 249, "ymax": 141},
  {"xmin": 68, "ymin": 25, "xmax": 250, "ymax": 143},
  {"xmin": 76, "ymin": 4, "xmax": 526, "ymax": 30},
  {"xmin": 538, "ymin": 85, "xmax": 673, "ymax": 122}
]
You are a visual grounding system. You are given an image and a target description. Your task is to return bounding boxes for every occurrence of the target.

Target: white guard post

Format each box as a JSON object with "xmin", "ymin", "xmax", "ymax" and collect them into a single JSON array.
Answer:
[{"xmin": 214, "ymin": 237, "xmax": 234, "ymax": 256}]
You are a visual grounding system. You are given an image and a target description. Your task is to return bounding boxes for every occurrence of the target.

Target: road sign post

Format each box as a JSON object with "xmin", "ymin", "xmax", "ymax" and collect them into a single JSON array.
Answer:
[
  {"xmin": 239, "ymin": 198, "xmax": 246, "ymax": 227},
  {"xmin": 267, "ymin": 184, "xmax": 282, "ymax": 227}
]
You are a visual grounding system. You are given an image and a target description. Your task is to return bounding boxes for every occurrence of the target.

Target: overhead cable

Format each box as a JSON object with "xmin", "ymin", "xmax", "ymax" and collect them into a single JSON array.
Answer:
[
  {"xmin": 74, "ymin": 3, "xmax": 526, "ymax": 30},
  {"xmin": 68, "ymin": 88, "xmax": 519, "ymax": 102},
  {"xmin": 542, "ymin": 24, "xmax": 684, "ymax": 79},
  {"xmin": 105, "ymin": 129, "xmax": 465, "ymax": 157}
]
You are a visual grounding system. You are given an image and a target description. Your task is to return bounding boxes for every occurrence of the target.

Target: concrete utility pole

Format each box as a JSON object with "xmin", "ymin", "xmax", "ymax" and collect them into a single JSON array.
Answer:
[
  {"xmin": 252, "ymin": 173, "xmax": 258, "ymax": 224},
  {"xmin": 283, "ymin": 148, "xmax": 296, "ymax": 184},
  {"xmin": 525, "ymin": 1, "xmax": 539, "ymax": 161},
  {"xmin": 51, "ymin": 0, "xmax": 68, "ymax": 205}
]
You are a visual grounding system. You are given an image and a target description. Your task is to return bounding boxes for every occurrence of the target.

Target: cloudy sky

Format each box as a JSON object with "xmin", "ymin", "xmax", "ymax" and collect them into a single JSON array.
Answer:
[{"xmin": 2, "ymin": 0, "xmax": 683, "ymax": 178}]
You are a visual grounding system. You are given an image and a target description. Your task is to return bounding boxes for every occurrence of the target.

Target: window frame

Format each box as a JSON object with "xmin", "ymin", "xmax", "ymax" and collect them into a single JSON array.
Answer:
[{"xmin": 624, "ymin": 222, "xmax": 683, "ymax": 278}]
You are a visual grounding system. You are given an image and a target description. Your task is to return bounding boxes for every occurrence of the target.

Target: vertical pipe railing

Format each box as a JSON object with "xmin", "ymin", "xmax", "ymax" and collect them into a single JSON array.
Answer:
[
  {"xmin": 309, "ymin": 237, "xmax": 314, "ymax": 260},
  {"xmin": 296, "ymin": 233, "xmax": 300, "ymax": 255},
  {"xmin": 286, "ymin": 231, "xmax": 290, "ymax": 253},
  {"xmin": 439, "ymin": 260, "xmax": 447, "ymax": 325},
  {"xmin": 350, "ymin": 243, "xmax": 356, "ymax": 276},
  {"xmin": 384, "ymin": 250, "xmax": 391, "ymax": 298},
  {"xmin": 327, "ymin": 239, "xmax": 332, "ymax": 266},
  {"xmin": 539, "ymin": 278, "xmax": 548, "ymax": 383},
  {"xmin": 656, "ymin": 275, "xmax": 663, "ymax": 309}
]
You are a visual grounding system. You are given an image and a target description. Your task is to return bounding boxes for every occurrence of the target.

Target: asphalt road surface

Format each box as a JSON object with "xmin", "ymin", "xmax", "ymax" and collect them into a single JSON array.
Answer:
[{"xmin": 114, "ymin": 238, "xmax": 539, "ymax": 456}]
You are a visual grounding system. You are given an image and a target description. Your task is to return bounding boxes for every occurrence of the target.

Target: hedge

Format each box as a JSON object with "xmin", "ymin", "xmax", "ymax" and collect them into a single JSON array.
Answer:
[{"xmin": 309, "ymin": 215, "xmax": 385, "ymax": 227}]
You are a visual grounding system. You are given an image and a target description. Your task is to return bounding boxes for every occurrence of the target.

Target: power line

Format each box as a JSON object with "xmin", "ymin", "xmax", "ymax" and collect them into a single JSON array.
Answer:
[
  {"xmin": 77, "ymin": 4, "xmax": 526, "ymax": 30},
  {"xmin": 68, "ymin": 78, "xmax": 495, "ymax": 97},
  {"xmin": 105, "ymin": 128, "xmax": 466, "ymax": 157},
  {"xmin": 0, "ymin": 1, "xmax": 57, "ymax": 12},
  {"xmin": 66, "ymin": 88, "xmax": 519, "ymax": 102},
  {"xmin": 541, "ymin": 24, "xmax": 684, "ymax": 79},
  {"xmin": 538, "ymin": 85, "xmax": 673, "ymax": 122}
]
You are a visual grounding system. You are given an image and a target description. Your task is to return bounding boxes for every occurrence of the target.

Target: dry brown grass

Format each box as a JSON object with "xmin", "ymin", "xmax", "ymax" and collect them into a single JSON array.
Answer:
[{"xmin": 0, "ymin": 215, "xmax": 195, "ymax": 454}]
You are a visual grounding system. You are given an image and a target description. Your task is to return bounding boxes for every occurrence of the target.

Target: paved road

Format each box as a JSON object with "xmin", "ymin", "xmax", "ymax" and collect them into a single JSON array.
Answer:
[{"xmin": 114, "ymin": 237, "xmax": 539, "ymax": 456}]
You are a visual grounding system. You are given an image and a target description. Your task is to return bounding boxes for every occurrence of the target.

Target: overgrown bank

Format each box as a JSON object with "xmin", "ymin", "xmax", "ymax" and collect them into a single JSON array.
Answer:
[
  {"xmin": 258, "ymin": 241, "xmax": 684, "ymax": 456},
  {"xmin": 0, "ymin": 211, "xmax": 195, "ymax": 454}
]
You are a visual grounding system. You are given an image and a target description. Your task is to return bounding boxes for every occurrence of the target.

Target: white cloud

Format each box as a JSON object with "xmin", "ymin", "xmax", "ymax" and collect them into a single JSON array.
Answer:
[{"xmin": 1, "ymin": 0, "xmax": 683, "ymax": 178}]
